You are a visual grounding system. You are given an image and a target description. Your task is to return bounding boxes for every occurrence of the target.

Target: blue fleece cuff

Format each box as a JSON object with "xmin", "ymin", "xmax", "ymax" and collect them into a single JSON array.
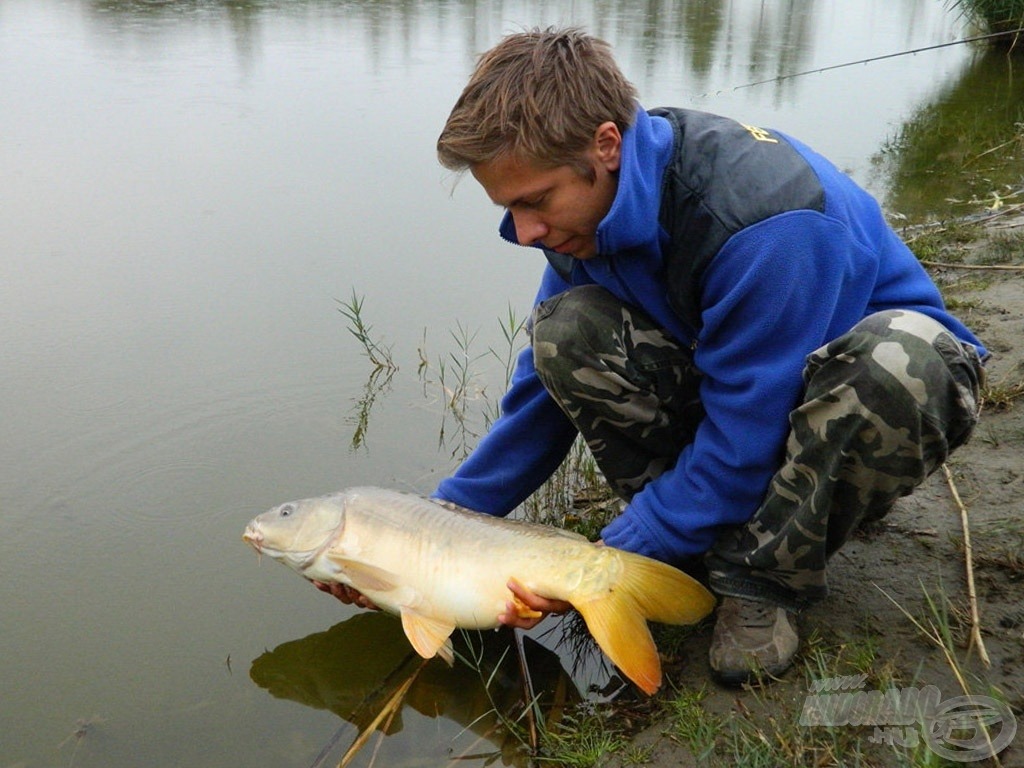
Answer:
[{"xmin": 601, "ymin": 512, "xmax": 665, "ymax": 562}]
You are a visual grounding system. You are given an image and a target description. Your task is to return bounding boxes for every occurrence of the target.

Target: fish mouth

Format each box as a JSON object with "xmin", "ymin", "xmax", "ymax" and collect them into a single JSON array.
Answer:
[{"xmin": 242, "ymin": 524, "xmax": 263, "ymax": 554}]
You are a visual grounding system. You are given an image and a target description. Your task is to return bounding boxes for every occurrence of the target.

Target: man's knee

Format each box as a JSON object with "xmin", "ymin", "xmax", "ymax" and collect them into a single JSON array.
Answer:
[
  {"xmin": 849, "ymin": 308, "xmax": 949, "ymax": 345},
  {"xmin": 531, "ymin": 285, "xmax": 625, "ymax": 377},
  {"xmin": 532, "ymin": 286, "xmax": 618, "ymax": 346},
  {"xmin": 803, "ymin": 309, "xmax": 982, "ymax": 454},
  {"xmin": 810, "ymin": 310, "xmax": 976, "ymax": 389}
]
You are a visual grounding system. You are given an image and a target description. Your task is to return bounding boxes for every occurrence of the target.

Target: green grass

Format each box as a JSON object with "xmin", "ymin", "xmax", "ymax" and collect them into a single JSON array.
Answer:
[
  {"xmin": 664, "ymin": 686, "xmax": 719, "ymax": 760},
  {"xmin": 947, "ymin": 0, "xmax": 1024, "ymax": 40},
  {"xmin": 982, "ymin": 361, "xmax": 1024, "ymax": 411},
  {"xmin": 977, "ymin": 229, "xmax": 1024, "ymax": 264},
  {"xmin": 905, "ymin": 222, "xmax": 983, "ymax": 263},
  {"xmin": 336, "ymin": 289, "xmax": 397, "ymax": 372},
  {"xmin": 538, "ymin": 709, "xmax": 629, "ymax": 767}
]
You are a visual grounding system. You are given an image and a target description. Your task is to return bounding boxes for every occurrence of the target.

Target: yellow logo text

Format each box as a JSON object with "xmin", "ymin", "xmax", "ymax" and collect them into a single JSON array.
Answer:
[{"xmin": 742, "ymin": 124, "xmax": 778, "ymax": 143}]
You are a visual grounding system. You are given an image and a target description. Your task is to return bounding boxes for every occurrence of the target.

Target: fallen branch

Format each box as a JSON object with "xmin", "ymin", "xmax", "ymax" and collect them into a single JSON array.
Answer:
[
  {"xmin": 920, "ymin": 260, "xmax": 1024, "ymax": 271},
  {"xmin": 941, "ymin": 463, "xmax": 991, "ymax": 667},
  {"xmin": 902, "ymin": 200, "xmax": 1024, "ymax": 241}
]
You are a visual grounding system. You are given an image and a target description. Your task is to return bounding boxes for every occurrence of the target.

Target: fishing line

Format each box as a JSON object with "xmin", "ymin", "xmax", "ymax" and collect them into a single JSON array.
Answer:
[{"xmin": 694, "ymin": 25, "xmax": 1024, "ymax": 98}]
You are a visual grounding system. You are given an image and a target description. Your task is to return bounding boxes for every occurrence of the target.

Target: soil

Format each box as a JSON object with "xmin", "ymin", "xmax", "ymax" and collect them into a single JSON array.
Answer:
[{"xmin": 608, "ymin": 210, "xmax": 1024, "ymax": 767}]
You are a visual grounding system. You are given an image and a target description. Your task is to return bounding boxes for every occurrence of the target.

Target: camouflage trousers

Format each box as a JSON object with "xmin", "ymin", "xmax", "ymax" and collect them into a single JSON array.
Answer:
[{"xmin": 531, "ymin": 285, "xmax": 985, "ymax": 611}]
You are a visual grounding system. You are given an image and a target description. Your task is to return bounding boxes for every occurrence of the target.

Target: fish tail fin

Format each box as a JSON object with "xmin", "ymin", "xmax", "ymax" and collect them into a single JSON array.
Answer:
[
  {"xmin": 575, "ymin": 595, "xmax": 662, "ymax": 695},
  {"xmin": 573, "ymin": 552, "xmax": 716, "ymax": 695},
  {"xmin": 616, "ymin": 550, "xmax": 717, "ymax": 626}
]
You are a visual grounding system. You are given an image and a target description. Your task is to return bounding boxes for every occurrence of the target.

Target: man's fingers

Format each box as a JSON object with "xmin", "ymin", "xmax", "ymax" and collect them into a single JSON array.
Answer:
[
  {"xmin": 309, "ymin": 580, "xmax": 380, "ymax": 610},
  {"xmin": 311, "ymin": 579, "xmax": 338, "ymax": 596},
  {"xmin": 499, "ymin": 578, "xmax": 572, "ymax": 628},
  {"xmin": 507, "ymin": 577, "xmax": 571, "ymax": 614},
  {"xmin": 498, "ymin": 601, "xmax": 544, "ymax": 630}
]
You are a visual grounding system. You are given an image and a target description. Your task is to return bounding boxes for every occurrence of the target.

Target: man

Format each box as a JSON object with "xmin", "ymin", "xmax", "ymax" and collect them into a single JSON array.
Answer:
[{"xmin": 323, "ymin": 27, "xmax": 986, "ymax": 686}]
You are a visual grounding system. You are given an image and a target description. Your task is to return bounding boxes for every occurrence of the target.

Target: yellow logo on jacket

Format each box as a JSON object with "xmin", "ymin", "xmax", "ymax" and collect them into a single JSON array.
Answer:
[{"xmin": 742, "ymin": 123, "xmax": 778, "ymax": 143}]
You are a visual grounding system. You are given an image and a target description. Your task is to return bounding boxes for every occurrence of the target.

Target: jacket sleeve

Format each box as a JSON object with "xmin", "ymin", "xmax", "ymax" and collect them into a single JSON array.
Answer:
[
  {"xmin": 433, "ymin": 265, "xmax": 580, "ymax": 515},
  {"xmin": 601, "ymin": 210, "xmax": 878, "ymax": 562}
]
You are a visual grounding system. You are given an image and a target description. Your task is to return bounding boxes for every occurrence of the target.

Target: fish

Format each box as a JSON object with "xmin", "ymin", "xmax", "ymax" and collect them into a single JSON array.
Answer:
[{"xmin": 242, "ymin": 486, "xmax": 716, "ymax": 694}]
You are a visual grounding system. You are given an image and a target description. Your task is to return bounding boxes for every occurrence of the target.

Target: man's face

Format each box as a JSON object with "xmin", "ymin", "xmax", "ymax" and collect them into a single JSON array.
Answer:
[{"xmin": 470, "ymin": 122, "xmax": 622, "ymax": 261}]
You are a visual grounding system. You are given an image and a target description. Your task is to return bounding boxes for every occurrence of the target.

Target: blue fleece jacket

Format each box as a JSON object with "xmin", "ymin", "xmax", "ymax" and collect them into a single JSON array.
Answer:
[{"xmin": 434, "ymin": 107, "xmax": 986, "ymax": 565}]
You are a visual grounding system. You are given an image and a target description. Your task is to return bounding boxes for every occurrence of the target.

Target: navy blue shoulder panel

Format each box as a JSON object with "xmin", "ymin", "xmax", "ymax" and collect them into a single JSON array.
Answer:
[
  {"xmin": 652, "ymin": 107, "xmax": 826, "ymax": 331},
  {"xmin": 543, "ymin": 250, "xmax": 576, "ymax": 283}
]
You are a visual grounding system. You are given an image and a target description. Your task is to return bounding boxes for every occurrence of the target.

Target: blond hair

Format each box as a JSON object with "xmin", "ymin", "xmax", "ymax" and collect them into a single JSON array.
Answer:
[{"xmin": 437, "ymin": 28, "xmax": 638, "ymax": 177}]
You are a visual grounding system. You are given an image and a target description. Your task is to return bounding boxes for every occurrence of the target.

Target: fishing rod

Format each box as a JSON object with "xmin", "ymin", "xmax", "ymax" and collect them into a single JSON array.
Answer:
[{"xmin": 698, "ymin": 25, "xmax": 1024, "ymax": 97}]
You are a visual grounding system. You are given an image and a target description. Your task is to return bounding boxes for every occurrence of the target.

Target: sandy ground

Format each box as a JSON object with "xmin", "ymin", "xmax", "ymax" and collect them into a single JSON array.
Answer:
[{"xmin": 607, "ymin": 211, "xmax": 1024, "ymax": 767}]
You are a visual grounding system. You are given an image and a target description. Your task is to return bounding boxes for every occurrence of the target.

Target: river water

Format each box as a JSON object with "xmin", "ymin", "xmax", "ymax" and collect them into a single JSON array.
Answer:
[{"xmin": 0, "ymin": 1, "xmax": 1016, "ymax": 765}]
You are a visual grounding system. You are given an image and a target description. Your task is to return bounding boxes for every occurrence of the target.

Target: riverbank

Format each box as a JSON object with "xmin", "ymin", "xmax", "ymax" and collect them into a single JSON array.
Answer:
[{"xmin": 597, "ymin": 209, "xmax": 1024, "ymax": 768}]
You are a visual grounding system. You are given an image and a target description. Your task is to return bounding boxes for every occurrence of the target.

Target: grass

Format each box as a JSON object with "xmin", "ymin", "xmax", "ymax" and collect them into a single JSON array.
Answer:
[
  {"xmin": 523, "ymin": 438, "xmax": 611, "ymax": 535},
  {"xmin": 983, "ymin": 369, "xmax": 1024, "ymax": 411},
  {"xmin": 904, "ymin": 222, "xmax": 983, "ymax": 263},
  {"xmin": 337, "ymin": 290, "xmax": 399, "ymax": 450},
  {"xmin": 336, "ymin": 290, "xmax": 396, "ymax": 372},
  {"xmin": 432, "ymin": 319, "xmax": 488, "ymax": 460},
  {"xmin": 946, "ymin": 0, "xmax": 1024, "ymax": 42},
  {"xmin": 538, "ymin": 709, "xmax": 630, "ymax": 767},
  {"xmin": 967, "ymin": 515, "xmax": 1024, "ymax": 576},
  {"xmin": 977, "ymin": 229, "xmax": 1024, "ymax": 264},
  {"xmin": 663, "ymin": 686, "xmax": 718, "ymax": 759}
]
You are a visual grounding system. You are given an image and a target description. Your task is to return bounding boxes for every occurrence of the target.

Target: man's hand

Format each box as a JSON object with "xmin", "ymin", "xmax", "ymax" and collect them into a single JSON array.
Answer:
[
  {"xmin": 498, "ymin": 578, "xmax": 572, "ymax": 630},
  {"xmin": 310, "ymin": 580, "xmax": 380, "ymax": 611}
]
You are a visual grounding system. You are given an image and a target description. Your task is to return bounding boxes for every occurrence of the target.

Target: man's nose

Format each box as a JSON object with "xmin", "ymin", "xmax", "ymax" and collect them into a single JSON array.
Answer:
[{"xmin": 512, "ymin": 210, "xmax": 548, "ymax": 246}]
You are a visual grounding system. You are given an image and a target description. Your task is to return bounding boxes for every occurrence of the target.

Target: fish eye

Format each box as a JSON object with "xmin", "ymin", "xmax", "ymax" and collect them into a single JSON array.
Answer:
[{"xmin": 279, "ymin": 504, "xmax": 295, "ymax": 518}]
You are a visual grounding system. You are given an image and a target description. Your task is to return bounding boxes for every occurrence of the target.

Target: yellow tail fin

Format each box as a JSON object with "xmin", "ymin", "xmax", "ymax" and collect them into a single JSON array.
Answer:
[
  {"xmin": 573, "ymin": 551, "xmax": 716, "ymax": 695},
  {"xmin": 617, "ymin": 551, "xmax": 717, "ymax": 625}
]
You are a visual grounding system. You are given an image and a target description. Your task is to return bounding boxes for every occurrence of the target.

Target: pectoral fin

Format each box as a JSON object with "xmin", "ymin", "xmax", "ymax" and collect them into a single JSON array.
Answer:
[
  {"xmin": 326, "ymin": 554, "xmax": 399, "ymax": 593},
  {"xmin": 400, "ymin": 608, "xmax": 456, "ymax": 666}
]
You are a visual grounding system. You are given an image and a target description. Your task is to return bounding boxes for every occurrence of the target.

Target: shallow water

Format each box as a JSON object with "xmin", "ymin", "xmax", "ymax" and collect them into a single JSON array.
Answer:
[{"xmin": 0, "ymin": 1, "xmax": 1016, "ymax": 765}]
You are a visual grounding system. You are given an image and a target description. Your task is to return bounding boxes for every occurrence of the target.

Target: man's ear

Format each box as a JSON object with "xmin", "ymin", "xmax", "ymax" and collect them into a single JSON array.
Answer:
[{"xmin": 593, "ymin": 121, "xmax": 622, "ymax": 172}]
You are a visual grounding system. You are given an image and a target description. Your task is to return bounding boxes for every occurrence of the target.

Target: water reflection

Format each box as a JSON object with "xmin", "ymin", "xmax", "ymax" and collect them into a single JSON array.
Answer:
[
  {"xmin": 249, "ymin": 613, "xmax": 582, "ymax": 766},
  {"xmin": 872, "ymin": 47, "xmax": 1024, "ymax": 220},
  {"xmin": 79, "ymin": 0, "xmax": 845, "ymax": 104},
  {"xmin": 72, "ymin": 0, "xmax": 982, "ymax": 204}
]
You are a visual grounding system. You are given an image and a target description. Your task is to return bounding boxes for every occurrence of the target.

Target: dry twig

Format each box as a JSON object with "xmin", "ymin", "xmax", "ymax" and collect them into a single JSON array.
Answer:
[
  {"xmin": 338, "ymin": 659, "xmax": 428, "ymax": 767},
  {"xmin": 919, "ymin": 260, "xmax": 1024, "ymax": 271},
  {"xmin": 941, "ymin": 463, "xmax": 991, "ymax": 667}
]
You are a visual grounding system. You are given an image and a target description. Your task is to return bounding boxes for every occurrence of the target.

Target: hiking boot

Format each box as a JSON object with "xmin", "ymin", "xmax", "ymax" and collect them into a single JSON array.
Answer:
[{"xmin": 709, "ymin": 596, "xmax": 798, "ymax": 686}]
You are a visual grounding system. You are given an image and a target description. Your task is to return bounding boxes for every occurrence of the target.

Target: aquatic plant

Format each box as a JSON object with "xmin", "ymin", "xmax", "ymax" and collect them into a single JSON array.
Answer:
[
  {"xmin": 336, "ymin": 290, "xmax": 397, "ymax": 372},
  {"xmin": 947, "ymin": 0, "xmax": 1024, "ymax": 47}
]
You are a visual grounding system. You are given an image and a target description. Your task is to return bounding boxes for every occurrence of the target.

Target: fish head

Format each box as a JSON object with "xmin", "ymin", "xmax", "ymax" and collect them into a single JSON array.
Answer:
[{"xmin": 243, "ymin": 495, "xmax": 347, "ymax": 575}]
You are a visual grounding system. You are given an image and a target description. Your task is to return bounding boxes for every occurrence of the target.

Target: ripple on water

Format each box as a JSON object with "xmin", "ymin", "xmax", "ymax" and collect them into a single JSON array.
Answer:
[{"xmin": 20, "ymin": 373, "xmax": 351, "ymax": 531}]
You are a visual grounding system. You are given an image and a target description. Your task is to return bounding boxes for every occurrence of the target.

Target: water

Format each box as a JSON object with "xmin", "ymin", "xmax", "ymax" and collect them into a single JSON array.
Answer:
[{"xmin": 0, "ymin": 1, "xmax": 1015, "ymax": 765}]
